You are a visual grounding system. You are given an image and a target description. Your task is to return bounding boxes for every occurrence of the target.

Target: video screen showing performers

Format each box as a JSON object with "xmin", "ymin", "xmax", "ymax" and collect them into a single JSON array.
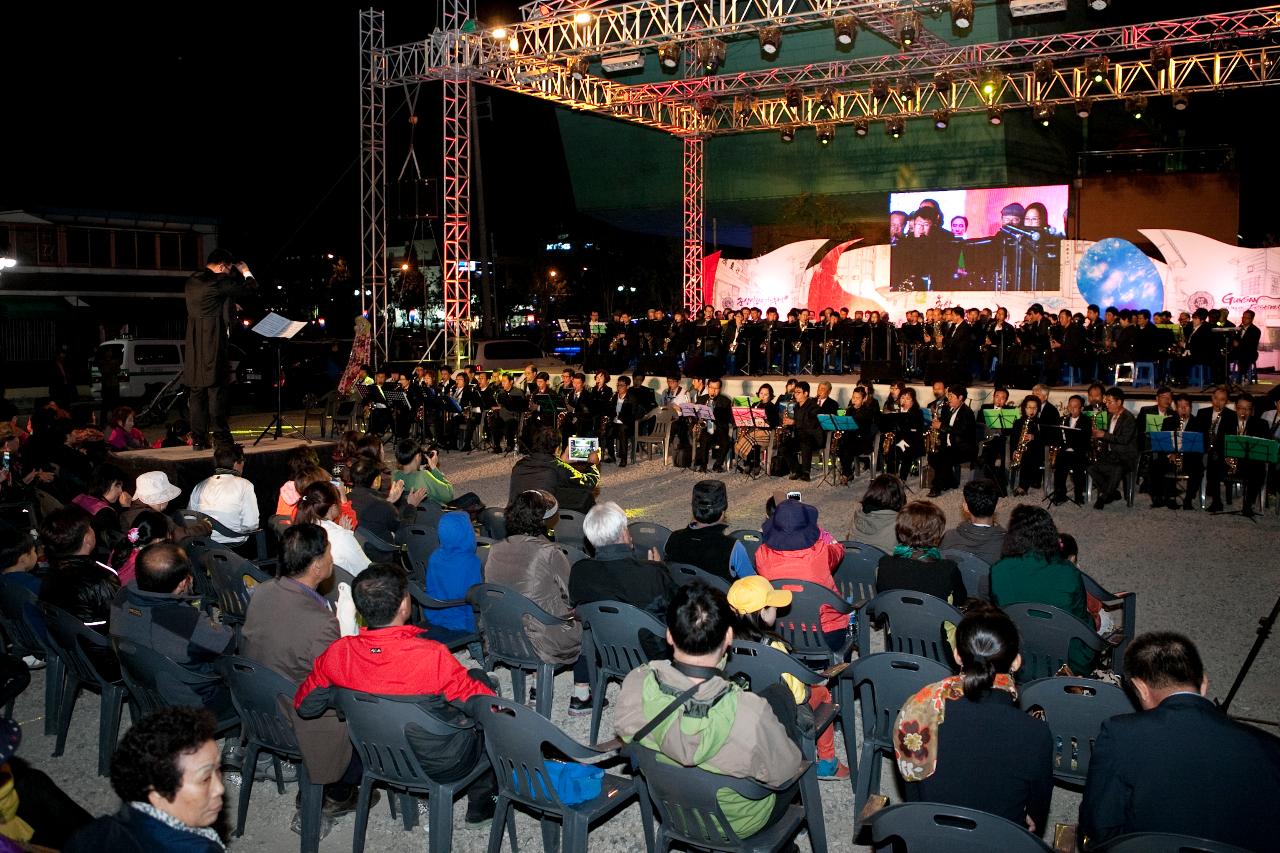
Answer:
[{"xmin": 888, "ymin": 185, "xmax": 1068, "ymax": 293}]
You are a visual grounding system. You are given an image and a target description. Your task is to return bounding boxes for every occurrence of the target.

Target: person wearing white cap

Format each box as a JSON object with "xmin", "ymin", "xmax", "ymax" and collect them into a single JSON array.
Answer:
[{"xmin": 122, "ymin": 472, "xmax": 211, "ymax": 542}]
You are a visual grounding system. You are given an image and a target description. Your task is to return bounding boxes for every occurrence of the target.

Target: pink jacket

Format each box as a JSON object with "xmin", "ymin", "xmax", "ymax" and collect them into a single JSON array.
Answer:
[{"xmin": 754, "ymin": 531, "xmax": 846, "ymax": 634}]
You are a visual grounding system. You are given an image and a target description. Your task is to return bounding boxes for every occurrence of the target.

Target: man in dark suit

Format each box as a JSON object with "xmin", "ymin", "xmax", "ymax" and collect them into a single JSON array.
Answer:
[
  {"xmin": 1232, "ymin": 309, "xmax": 1261, "ymax": 381},
  {"xmin": 1191, "ymin": 386, "xmax": 1238, "ymax": 513},
  {"xmin": 1148, "ymin": 394, "xmax": 1204, "ymax": 510},
  {"xmin": 603, "ymin": 375, "xmax": 640, "ymax": 468},
  {"xmin": 1136, "ymin": 386, "xmax": 1175, "ymax": 424},
  {"xmin": 927, "ymin": 385, "xmax": 976, "ymax": 497},
  {"xmin": 1230, "ymin": 393, "xmax": 1270, "ymax": 518},
  {"xmin": 781, "ymin": 380, "xmax": 823, "ymax": 481},
  {"xmin": 1049, "ymin": 394, "xmax": 1091, "ymax": 506},
  {"xmin": 629, "ymin": 371, "xmax": 658, "ymax": 417},
  {"xmin": 1087, "ymin": 387, "xmax": 1140, "ymax": 509},
  {"xmin": 1079, "ymin": 632, "xmax": 1280, "ymax": 852},
  {"xmin": 1183, "ymin": 308, "xmax": 1220, "ymax": 384},
  {"xmin": 693, "ymin": 378, "xmax": 733, "ymax": 473}
]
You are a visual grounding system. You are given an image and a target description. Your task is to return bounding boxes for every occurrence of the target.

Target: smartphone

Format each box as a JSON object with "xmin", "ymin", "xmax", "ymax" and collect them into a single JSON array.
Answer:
[
  {"xmin": 567, "ymin": 436, "xmax": 600, "ymax": 461},
  {"xmin": 1, "ymin": 451, "xmax": 8, "ymax": 471},
  {"xmin": 786, "ymin": 490, "xmax": 801, "ymax": 502}
]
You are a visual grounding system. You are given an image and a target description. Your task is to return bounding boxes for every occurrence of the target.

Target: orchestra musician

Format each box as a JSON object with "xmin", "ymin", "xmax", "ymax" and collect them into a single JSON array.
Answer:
[
  {"xmin": 1008, "ymin": 395, "xmax": 1047, "ymax": 497},
  {"xmin": 1087, "ymin": 386, "xmax": 1140, "ymax": 510},
  {"xmin": 489, "ymin": 372, "xmax": 524, "ymax": 455},
  {"xmin": 444, "ymin": 371, "xmax": 481, "ymax": 451},
  {"xmin": 1191, "ymin": 386, "xmax": 1237, "ymax": 513},
  {"xmin": 733, "ymin": 383, "xmax": 780, "ymax": 477},
  {"xmin": 836, "ymin": 385, "xmax": 879, "ymax": 484},
  {"xmin": 1148, "ymin": 394, "xmax": 1202, "ymax": 511},
  {"xmin": 603, "ymin": 375, "xmax": 639, "ymax": 468},
  {"xmin": 881, "ymin": 387, "xmax": 926, "ymax": 481},
  {"xmin": 977, "ymin": 386, "xmax": 1014, "ymax": 480},
  {"xmin": 1049, "ymin": 394, "xmax": 1091, "ymax": 506},
  {"xmin": 926, "ymin": 384, "xmax": 977, "ymax": 498},
  {"xmin": 779, "ymin": 380, "xmax": 823, "ymax": 482},
  {"xmin": 560, "ymin": 372, "xmax": 591, "ymax": 449},
  {"xmin": 692, "ymin": 378, "xmax": 733, "ymax": 474}
]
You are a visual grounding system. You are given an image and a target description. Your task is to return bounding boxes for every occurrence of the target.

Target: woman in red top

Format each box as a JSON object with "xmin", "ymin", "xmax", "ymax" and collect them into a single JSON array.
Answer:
[{"xmin": 753, "ymin": 498, "xmax": 847, "ymax": 651}]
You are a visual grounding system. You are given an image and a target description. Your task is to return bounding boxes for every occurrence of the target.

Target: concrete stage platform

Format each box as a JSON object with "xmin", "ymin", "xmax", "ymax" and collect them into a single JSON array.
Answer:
[{"xmin": 112, "ymin": 436, "xmax": 337, "ymax": 523}]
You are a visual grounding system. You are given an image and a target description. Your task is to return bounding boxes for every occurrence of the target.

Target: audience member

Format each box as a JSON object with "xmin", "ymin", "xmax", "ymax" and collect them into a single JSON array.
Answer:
[
  {"xmin": 65, "ymin": 707, "xmax": 226, "ymax": 852},
  {"xmin": 939, "ymin": 478, "xmax": 1006, "ymax": 567},
  {"xmin": 110, "ymin": 510, "xmax": 170, "ymax": 586},
  {"xmin": 877, "ymin": 500, "xmax": 966, "ymax": 604},
  {"xmin": 347, "ymin": 456, "xmax": 425, "ymax": 545},
  {"xmin": 188, "ymin": 444, "xmax": 259, "ymax": 546},
  {"xmin": 71, "ymin": 462, "xmax": 130, "ymax": 556},
  {"xmin": 38, "ymin": 506, "xmax": 119, "ymax": 634},
  {"xmin": 508, "ymin": 425, "xmax": 600, "ymax": 514},
  {"xmin": 753, "ymin": 498, "xmax": 847, "ymax": 652},
  {"xmin": 849, "ymin": 474, "xmax": 907, "ymax": 553},
  {"xmin": 295, "ymin": 563, "xmax": 498, "ymax": 826},
  {"xmin": 569, "ymin": 501, "xmax": 675, "ymax": 659},
  {"xmin": 393, "ymin": 440, "xmax": 484, "ymax": 514},
  {"xmin": 105, "ymin": 407, "xmax": 146, "ymax": 452},
  {"xmin": 0, "ymin": 714, "xmax": 93, "ymax": 848},
  {"xmin": 615, "ymin": 582, "xmax": 805, "ymax": 839},
  {"xmin": 109, "ymin": 542, "xmax": 234, "ymax": 718},
  {"xmin": 0, "ymin": 527, "xmax": 41, "ymax": 595},
  {"xmin": 1079, "ymin": 632, "xmax": 1280, "ymax": 851},
  {"xmin": 241, "ymin": 523, "xmax": 362, "ymax": 824},
  {"xmin": 895, "ymin": 603, "xmax": 1052, "ymax": 831},
  {"xmin": 663, "ymin": 480, "xmax": 755, "ymax": 581},
  {"xmin": 423, "ymin": 510, "xmax": 483, "ymax": 633},
  {"xmin": 294, "ymin": 481, "xmax": 370, "ymax": 576},
  {"xmin": 274, "ymin": 446, "xmax": 322, "ymax": 517},
  {"xmin": 484, "ymin": 489, "xmax": 592, "ymax": 714},
  {"xmin": 990, "ymin": 505, "xmax": 1093, "ymax": 674},
  {"xmin": 122, "ymin": 471, "xmax": 210, "ymax": 542}
]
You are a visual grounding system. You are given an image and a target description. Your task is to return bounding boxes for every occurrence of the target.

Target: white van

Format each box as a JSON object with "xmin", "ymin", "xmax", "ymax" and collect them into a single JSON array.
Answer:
[{"xmin": 89, "ymin": 339, "xmax": 185, "ymax": 401}]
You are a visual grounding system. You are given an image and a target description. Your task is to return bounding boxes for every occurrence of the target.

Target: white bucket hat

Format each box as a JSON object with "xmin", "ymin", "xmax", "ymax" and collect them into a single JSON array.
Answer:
[{"xmin": 133, "ymin": 471, "xmax": 182, "ymax": 506}]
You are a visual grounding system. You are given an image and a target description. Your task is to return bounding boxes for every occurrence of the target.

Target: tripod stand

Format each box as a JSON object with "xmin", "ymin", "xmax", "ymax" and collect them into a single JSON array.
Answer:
[
  {"xmin": 1218, "ymin": 589, "xmax": 1280, "ymax": 728},
  {"xmin": 254, "ymin": 340, "xmax": 303, "ymax": 446},
  {"xmin": 250, "ymin": 312, "xmax": 308, "ymax": 447}
]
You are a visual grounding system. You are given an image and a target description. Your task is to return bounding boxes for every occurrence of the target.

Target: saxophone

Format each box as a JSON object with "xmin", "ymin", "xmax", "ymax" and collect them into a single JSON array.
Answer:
[
  {"xmin": 925, "ymin": 400, "xmax": 945, "ymax": 453},
  {"xmin": 934, "ymin": 320, "xmax": 945, "ymax": 350},
  {"xmin": 1047, "ymin": 402, "xmax": 1068, "ymax": 469},
  {"xmin": 881, "ymin": 429, "xmax": 896, "ymax": 459},
  {"xmin": 1226, "ymin": 420, "xmax": 1244, "ymax": 476},
  {"xmin": 1011, "ymin": 419, "xmax": 1033, "ymax": 469}
]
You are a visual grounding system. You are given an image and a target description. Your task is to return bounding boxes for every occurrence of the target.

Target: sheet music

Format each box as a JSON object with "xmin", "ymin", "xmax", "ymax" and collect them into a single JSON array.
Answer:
[{"xmin": 252, "ymin": 312, "xmax": 308, "ymax": 339}]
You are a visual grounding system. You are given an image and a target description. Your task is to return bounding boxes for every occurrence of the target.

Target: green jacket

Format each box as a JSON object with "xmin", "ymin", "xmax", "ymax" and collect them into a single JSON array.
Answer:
[
  {"xmin": 393, "ymin": 468, "xmax": 454, "ymax": 506},
  {"xmin": 990, "ymin": 552, "xmax": 1095, "ymax": 674}
]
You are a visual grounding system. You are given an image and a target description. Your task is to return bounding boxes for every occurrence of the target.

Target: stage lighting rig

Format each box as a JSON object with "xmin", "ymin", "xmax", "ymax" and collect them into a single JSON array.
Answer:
[
  {"xmin": 697, "ymin": 39, "xmax": 726, "ymax": 74},
  {"xmin": 818, "ymin": 87, "xmax": 836, "ymax": 110},
  {"xmin": 987, "ymin": 105, "xmax": 1004, "ymax": 125},
  {"xmin": 1087, "ymin": 56, "xmax": 1110, "ymax": 85},
  {"xmin": 780, "ymin": 125, "xmax": 795, "ymax": 143},
  {"xmin": 870, "ymin": 78, "xmax": 890, "ymax": 101},
  {"xmin": 816, "ymin": 123, "xmax": 835, "ymax": 144},
  {"xmin": 899, "ymin": 79, "xmax": 920, "ymax": 108},
  {"xmin": 1126, "ymin": 94, "xmax": 1147, "ymax": 119},
  {"xmin": 933, "ymin": 108, "xmax": 951, "ymax": 129},
  {"xmin": 897, "ymin": 12, "xmax": 919, "ymax": 48},
  {"xmin": 695, "ymin": 93, "xmax": 717, "ymax": 116},
  {"xmin": 736, "ymin": 94, "xmax": 756, "ymax": 121},
  {"xmin": 1035, "ymin": 104, "xmax": 1054, "ymax": 126},
  {"xmin": 658, "ymin": 43, "xmax": 681, "ymax": 71},
  {"xmin": 1151, "ymin": 44, "xmax": 1172, "ymax": 64},
  {"xmin": 853, "ymin": 117, "xmax": 869, "ymax": 137},
  {"xmin": 759, "ymin": 26, "xmax": 781, "ymax": 57},
  {"xmin": 886, "ymin": 117, "xmax": 905, "ymax": 138},
  {"xmin": 569, "ymin": 56, "xmax": 590, "ymax": 80},
  {"xmin": 785, "ymin": 85, "xmax": 803, "ymax": 111},
  {"xmin": 1172, "ymin": 91, "xmax": 1189, "ymax": 111},
  {"xmin": 1088, "ymin": 0, "xmax": 1109, "ymax": 10},
  {"xmin": 834, "ymin": 16, "xmax": 857, "ymax": 48},
  {"xmin": 1075, "ymin": 97, "xmax": 1093, "ymax": 118},
  {"xmin": 573, "ymin": 11, "xmax": 593, "ymax": 25},
  {"xmin": 1033, "ymin": 58, "xmax": 1055, "ymax": 83},
  {"xmin": 934, "ymin": 70, "xmax": 954, "ymax": 89},
  {"xmin": 950, "ymin": 0, "xmax": 974, "ymax": 29}
]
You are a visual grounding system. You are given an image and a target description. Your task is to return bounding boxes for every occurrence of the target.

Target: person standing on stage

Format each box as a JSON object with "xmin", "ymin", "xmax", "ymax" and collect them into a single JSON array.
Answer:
[{"xmin": 183, "ymin": 249, "xmax": 256, "ymax": 450}]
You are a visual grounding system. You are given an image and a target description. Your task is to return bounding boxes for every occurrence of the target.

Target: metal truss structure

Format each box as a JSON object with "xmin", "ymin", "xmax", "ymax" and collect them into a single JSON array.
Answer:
[
  {"xmin": 359, "ymin": 10, "xmax": 389, "ymax": 359},
  {"xmin": 363, "ymin": 3, "xmax": 1280, "ymax": 326}
]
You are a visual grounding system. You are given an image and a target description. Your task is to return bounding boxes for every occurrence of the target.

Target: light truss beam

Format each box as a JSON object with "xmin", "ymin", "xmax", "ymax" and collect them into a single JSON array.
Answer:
[
  {"xmin": 682, "ymin": 136, "xmax": 704, "ymax": 312},
  {"xmin": 360, "ymin": 9, "xmax": 389, "ymax": 361}
]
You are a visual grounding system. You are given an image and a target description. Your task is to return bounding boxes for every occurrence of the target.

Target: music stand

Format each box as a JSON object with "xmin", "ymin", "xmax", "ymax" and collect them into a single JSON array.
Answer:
[
  {"xmin": 1145, "ymin": 414, "xmax": 1166, "ymax": 433},
  {"xmin": 1224, "ymin": 435, "xmax": 1279, "ymax": 518},
  {"xmin": 982, "ymin": 408, "xmax": 1018, "ymax": 431},
  {"xmin": 732, "ymin": 407, "xmax": 770, "ymax": 429},
  {"xmin": 1211, "ymin": 326, "xmax": 1245, "ymax": 394},
  {"xmin": 252, "ymin": 312, "xmax": 309, "ymax": 446},
  {"xmin": 818, "ymin": 414, "xmax": 857, "ymax": 433},
  {"xmin": 1087, "ymin": 410, "xmax": 1110, "ymax": 431}
]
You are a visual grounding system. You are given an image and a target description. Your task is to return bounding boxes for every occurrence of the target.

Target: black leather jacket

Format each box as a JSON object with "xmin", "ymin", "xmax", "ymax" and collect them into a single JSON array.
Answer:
[{"xmin": 40, "ymin": 555, "xmax": 120, "ymax": 631}]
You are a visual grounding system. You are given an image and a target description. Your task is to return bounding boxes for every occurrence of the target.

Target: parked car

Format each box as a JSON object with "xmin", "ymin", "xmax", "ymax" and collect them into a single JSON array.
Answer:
[{"xmin": 89, "ymin": 338, "xmax": 243, "ymax": 402}]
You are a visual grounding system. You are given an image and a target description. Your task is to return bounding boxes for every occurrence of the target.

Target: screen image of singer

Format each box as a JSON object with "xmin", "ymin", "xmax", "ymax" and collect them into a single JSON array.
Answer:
[{"xmin": 888, "ymin": 184, "xmax": 1068, "ymax": 293}]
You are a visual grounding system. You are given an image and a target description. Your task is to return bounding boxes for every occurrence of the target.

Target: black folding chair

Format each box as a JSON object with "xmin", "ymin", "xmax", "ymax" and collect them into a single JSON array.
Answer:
[{"xmin": 577, "ymin": 601, "xmax": 667, "ymax": 745}]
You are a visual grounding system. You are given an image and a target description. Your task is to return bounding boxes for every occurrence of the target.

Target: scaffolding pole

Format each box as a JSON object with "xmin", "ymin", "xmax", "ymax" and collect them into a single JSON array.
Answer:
[
  {"xmin": 681, "ymin": 135, "xmax": 704, "ymax": 312},
  {"xmin": 442, "ymin": 0, "xmax": 473, "ymax": 366},
  {"xmin": 360, "ymin": 9, "xmax": 389, "ymax": 362}
]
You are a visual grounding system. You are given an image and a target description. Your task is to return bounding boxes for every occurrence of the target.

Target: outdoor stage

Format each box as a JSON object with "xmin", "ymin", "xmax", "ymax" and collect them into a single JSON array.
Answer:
[{"xmin": 111, "ymin": 437, "xmax": 336, "ymax": 523}]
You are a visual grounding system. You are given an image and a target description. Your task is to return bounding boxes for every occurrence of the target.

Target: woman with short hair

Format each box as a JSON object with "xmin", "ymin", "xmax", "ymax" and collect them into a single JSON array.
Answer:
[
  {"xmin": 875, "ymin": 500, "xmax": 966, "ymax": 605},
  {"xmin": 849, "ymin": 473, "xmax": 907, "ymax": 554}
]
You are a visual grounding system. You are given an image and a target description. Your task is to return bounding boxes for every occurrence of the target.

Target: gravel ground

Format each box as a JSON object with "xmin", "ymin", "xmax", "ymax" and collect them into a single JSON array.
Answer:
[{"xmin": 18, "ymin": 414, "xmax": 1279, "ymax": 852}]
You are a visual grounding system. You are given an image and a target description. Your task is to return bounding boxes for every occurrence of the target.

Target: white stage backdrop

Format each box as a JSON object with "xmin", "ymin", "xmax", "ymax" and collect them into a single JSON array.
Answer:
[{"xmin": 709, "ymin": 230, "xmax": 1280, "ymax": 328}]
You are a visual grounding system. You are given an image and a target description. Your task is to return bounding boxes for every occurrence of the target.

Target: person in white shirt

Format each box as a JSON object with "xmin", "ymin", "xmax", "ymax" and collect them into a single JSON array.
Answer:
[
  {"xmin": 293, "ymin": 481, "xmax": 371, "ymax": 576},
  {"xmin": 188, "ymin": 444, "xmax": 259, "ymax": 545}
]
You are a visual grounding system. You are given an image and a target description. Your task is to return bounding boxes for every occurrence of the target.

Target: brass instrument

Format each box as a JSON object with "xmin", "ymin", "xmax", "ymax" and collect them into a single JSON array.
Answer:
[
  {"xmin": 1226, "ymin": 419, "xmax": 1245, "ymax": 476},
  {"xmin": 1011, "ymin": 419, "xmax": 1033, "ymax": 469},
  {"xmin": 932, "ymin": 319, "xmax": 945, "ymax": 350},
  {"xmin": 1047, "ymin": 402, "xmax": 1068, "ymax": 469},
  {"xmin": 881, "ymin": 430, "xmax": 896, "ymax": 460},
  {"xmin": 555, "ymin": 410, "xmax": 567, "ymax": 431},
  {"xmin": 925, "ymin": 399, "xmax": 945, "ymax": 453},
  {"xmin": 727, "ymin": 322, "xmax": 742, "ymax": 355},
  {"xmin": 609, "ymin": 333, "xmax": 627, "ymax": 352}
]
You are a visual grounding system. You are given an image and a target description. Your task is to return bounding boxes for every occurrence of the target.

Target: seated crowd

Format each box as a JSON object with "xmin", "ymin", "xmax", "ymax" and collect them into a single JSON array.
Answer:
[{"xmin": 0, "ymin": 396, "xmax": 1275, "ymax": 853}]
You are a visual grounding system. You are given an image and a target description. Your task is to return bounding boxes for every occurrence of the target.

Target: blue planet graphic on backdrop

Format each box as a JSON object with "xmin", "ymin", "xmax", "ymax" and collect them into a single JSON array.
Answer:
[{"xmin": 1076, "ymin": 238, "xmax": 1164, "ymax": 311}]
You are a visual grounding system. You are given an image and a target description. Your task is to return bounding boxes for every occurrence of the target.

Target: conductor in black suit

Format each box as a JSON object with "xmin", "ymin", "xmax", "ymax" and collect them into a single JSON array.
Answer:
[
  {"xmin": 1087, "ymin": 387, "xmax": 1139, "ymax": 509},
  {"xmin": 926, "ymin": 385, "xmax": 976, "ymax": 497},
  {"xmin": 1079, "ymin": 632, "xmax": 1280, "ymax": 852}
]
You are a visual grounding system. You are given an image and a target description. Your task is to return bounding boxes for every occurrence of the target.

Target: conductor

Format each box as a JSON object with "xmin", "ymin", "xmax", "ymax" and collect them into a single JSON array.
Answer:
[{"xmin": 183, "ymin": 248, "xmax": 256, "ymax": 450}]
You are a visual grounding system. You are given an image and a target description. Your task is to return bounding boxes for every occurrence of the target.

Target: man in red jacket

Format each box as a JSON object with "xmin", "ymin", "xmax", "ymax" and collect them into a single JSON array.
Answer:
[{"xmin": 294, "ymin": 563, "xmax": 498, "ymax": 825}]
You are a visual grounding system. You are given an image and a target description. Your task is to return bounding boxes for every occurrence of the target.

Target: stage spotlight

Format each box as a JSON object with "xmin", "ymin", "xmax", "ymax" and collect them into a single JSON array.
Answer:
[
  {"xmin": 834, "ymin": 16, "xmax": 857, "ymax": 48},
  {"xmin": 736, "ymin": 94, "xmax": 756, "ymax": 121},
  {"xmin": 1088, "ymin": 0, "xmax": 1109, "ymax": 9},
  {"xmin": 569, "ymin": 56, "xmax": 590, "ymax": 80},
  {"xmin": 933, "ymin": 108, "xmax": 951, "ymax": 129},
  {"xmin": 886, "ymin": 117, "xmax": 905, "ymax": 139},
  {"xmin": 491, "ymin": 26, "xmax": 508, "ymax": 39},
  {"xmin": 1127, "ymin": 94, "xmax": 1148, "ymax": 119},
  {"xmin": 934, "ymin": 70, "xmax": 954, "ymax": 89},
  {"xmin": 781, "ymin": 125, "xmax": 795, "ymax": 143},
  {"xmin": 979, "ymin": 69, "xmax": 1002, "ymax": 100},
  {"xmin": 1086, "ymin": 56, "xmax": 1109, "ymax": 85},
  {"xmin": 950, "ymin": 0, "xmax": 974, "ymax": 29},
  {"xmin": 785, "ymin": 85, "xmax": 802, "ymax": 111},
  {"xmin": 853, "ymin": 117, "xmax": 869, "ymax": 137},
  {"xmin": 695, "ymin": 94, "xmax": 717, "ymax": 116},
  {"xmin": 1033, "ymin": 59, "xmax": 1054, "ymax": 83},
  {"xmin": 870, "ymin": 78, "xmax": 890, "ymax": 101},
  {"xmin": 659, "ymin": 43, "xmax": 681, "ymax": 70},
  {"xmin": 899, "ymin": 79, "xmax": 919, "ymax": 108},
  {"xmin": 1151, "ymin": 45, "xmax": 1172, "ymax": 64},
  {"xmin": 816, "ymin": 122, "xmax": 835, "ymax": 144},
  {"xmin": 897, "ymin": 12, "xmax": 918, "ymax": 48},
  {"xmin": 759, "ymin": 26, "xmax": 781, "ymax": 57},
  {"xmin": 1035, "ymin": 104, "xmax": 1054, "ymax": 126},
  {"xmin": 987, "ymin": 105, "xmax": 1004, "ymax": 125},
  {"xmin": 1075, "ymin": 97, "xmax": 1092, "ymax": 118},
  {"xmin": 1172, "ymin": 91, "xmax": 1189, "ymax": 110},
  {"xmin": 697, "ymin": 39, "xmax": 726, "ymax": 74},
  {"xmin": 508, "ymin": 35, "xmax": 519, "ymax": 50},
  {"xmin": 818, "ymin": 87, "xmax": 836, "ymax": 110},
  {"xmin": 573, "ymin": 11, "xmax": 593, "ymax": 25}
]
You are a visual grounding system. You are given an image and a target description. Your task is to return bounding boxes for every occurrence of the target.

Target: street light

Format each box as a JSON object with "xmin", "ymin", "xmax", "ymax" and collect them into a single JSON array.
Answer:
[{"xmin": 0, "ymin": 257, "xmax": 16, "ymax": 270}]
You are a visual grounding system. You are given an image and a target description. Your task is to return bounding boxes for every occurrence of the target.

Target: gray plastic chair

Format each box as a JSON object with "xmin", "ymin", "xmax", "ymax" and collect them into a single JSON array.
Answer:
[
  {"xmin": 39, "ymin": 603, "xmax": 125, "ymax": 777},
  {"xmin": 1004, "ymin": 602, "xmax": 1107, "ymax": 681},
  {"xmin": 627, "ymin": 522, "xmax": 672, "ymax": 559},
  {"xmin": 217, "ymin": 657, "xmax": 324, "ymax": 852},
  {"xmin": 399, "ymin": 524, "xmax": 440, "ymax": 582},
  {"xmin": 354, "ymin": 525, "xmax": 407, "ymax": 566},
  {"xmin": 869, "ymin": 802, "xmax": 1054, "ymax": 852},
  {"xmin": 470, "ymin": 695, "xmax": 646, "ymax": 853},
  {"xmin": 941, "ymin": 549, "xmax": 991, "ymax": 601},
  {"xmin": 856, "ymin": 590, "xmax": 963, "ymax": 666},
  {"xmin": 724, "ymin": 640, "xmax": 838, "ymax": 762},
  {"xmin": 467, "ymin": 583, "xmax": 573, "ymax": 718},
  {"xmin": 771, "ymin": 578, "xmax": 855, "ymax": 666},
  {"xmin": 837, "ymin": 652, "xmax": 952, "ymax": 825},
  {"xmin": 335, "ymin": 689, "xmax": 502, "ymax": 853},
  {"xmin": 667, "ymin": 562, "xmax": 731, "ymax": 593},
  {"xmin": 479, "ymin": 507, "xmax": 507, "ymax": 540},
  {"xmin": 112, "ymin": 637, "xmax": 239, "ymax": 735},
  {"xmin": 407, "ymin": 585, "xmax": 481, "ymax": 658},
  {"xmin": 1090, "ymin": 833, "xmax": 1255, "ymax": 853},
  {"xmin": 205, "ymin": 549, "xmax": 271, "ymax": 633},
  {"xmin": 182, "ymin": 536, "xmax": 231, "ymax": 612},
  {"xmin": 1080, "ymin": 571, "xmax": 1137, "ymax": 676},
  {"xmin": 178, "ymin": 508, "xmax": 272, "ymax": 569},
  {"xmin": 556, "ymin": 543, "xmax": 589, "ymax": 567},
  {"xmin": 835, "ymin": 540, "xmax": 881, "ymax": 604},
  {"xmin": 634, "ymin": 407, "xmax": 675, "ymax": 464},
  {"xmin": 1018, "ymin": 676, "xmax": 1136, "ymax": 788},
  {"xmin": 629, "ymin": 742, "xmax": 814, "ymax": 853},
  {"xmin": 554, "ymin": 510, "xmax": 588, "ymax": 550},
  {"xmin": 577, "ymin": 601, "xmax": 667, "ymax": 745},
  {"xmin": 728, "ymin": 529, "xmax": 763, "ymax": 562},
  {"xmin": 0, "ymin": 583, "xmax": 60, "ymax": 730}
]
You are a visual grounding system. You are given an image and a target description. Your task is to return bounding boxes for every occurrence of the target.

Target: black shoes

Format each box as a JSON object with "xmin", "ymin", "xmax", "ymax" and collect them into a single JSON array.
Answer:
[
  {"xmin": 568, "ymin": 695, "xmax": 605, "ymax": 717},
  {"xmin": 466, "ymin": 795, "xmax": 497, "ymax": 826}
]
